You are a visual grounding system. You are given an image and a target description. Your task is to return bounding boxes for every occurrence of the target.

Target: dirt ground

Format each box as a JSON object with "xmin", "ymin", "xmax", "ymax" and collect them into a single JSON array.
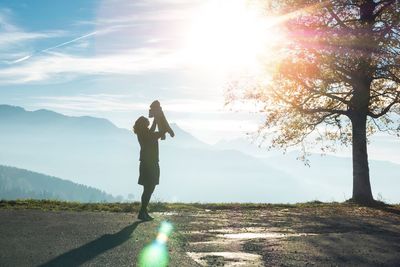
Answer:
[{"xmin": 0, "ymin": 203, "xmax": 399, "ymax": 266}]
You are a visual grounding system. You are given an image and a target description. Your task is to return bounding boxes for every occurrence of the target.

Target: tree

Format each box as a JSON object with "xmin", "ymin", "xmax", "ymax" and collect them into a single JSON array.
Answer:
[{"xmin": 229, "ymin": 0, "xmax": 400, "ymax": 204}]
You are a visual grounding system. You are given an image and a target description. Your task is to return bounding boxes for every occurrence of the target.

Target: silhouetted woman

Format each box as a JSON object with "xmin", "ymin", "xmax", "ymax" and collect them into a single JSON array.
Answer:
[{"xmin": 133, "ymin": 116, "xmax": 163, "ymax": 221}]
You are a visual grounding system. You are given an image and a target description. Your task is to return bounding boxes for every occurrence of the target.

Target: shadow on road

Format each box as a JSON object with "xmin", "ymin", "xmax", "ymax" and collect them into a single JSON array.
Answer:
[{"xmin": 39, "ymin": 220, "xmax": 144, "ymax": 266}]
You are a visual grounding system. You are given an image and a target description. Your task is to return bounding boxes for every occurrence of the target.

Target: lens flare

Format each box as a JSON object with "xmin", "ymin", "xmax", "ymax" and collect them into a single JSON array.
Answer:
[{"xmin": 138, "ymin": 221, "xmax": 174, "ymax": 267}]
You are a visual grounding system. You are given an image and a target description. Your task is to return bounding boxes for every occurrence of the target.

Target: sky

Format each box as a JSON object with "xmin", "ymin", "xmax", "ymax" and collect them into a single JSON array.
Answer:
[
  {"xmin": 0, "ymin": 0, "xmax": 399, "ymax": 158},
  {"xmin": 0, "ymin": 0, "xmax": 285, "ymax": 144},
  {"xmin": 1, "ymin": 0, "xmax": 400, "ymax": 203}
]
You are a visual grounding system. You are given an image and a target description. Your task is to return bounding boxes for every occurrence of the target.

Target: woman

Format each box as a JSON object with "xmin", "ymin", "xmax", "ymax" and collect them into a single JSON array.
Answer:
[{"xmin": 133, "ymin": 115, "xmax": 163, "ymax": 221}]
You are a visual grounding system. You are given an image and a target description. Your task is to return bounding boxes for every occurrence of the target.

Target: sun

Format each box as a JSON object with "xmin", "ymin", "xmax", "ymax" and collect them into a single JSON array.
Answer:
[{"xmin": 183, "ymin": 0, "xmax": 285, "ymax": 75}]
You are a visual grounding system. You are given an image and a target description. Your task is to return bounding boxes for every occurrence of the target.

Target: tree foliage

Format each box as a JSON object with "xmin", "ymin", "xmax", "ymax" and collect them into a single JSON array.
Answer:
[{"xmin": 230, "ymin": 0, "xmax": 400, "ymax": 155}]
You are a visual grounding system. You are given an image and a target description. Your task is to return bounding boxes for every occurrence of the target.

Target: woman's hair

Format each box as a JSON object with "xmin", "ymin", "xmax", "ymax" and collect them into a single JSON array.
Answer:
[{"xmin": 133, "ymin": 116, "xmax": 149, "ymax": 135}]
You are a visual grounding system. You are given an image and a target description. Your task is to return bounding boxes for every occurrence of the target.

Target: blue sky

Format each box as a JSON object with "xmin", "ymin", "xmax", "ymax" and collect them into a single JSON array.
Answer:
[
  {"xmin": 0, "ymin": 0, "xmax": 269, "ymax": 143},
  {"xmin": 1, "ymin": 0, "xmax": 399, "ymax": 163}
]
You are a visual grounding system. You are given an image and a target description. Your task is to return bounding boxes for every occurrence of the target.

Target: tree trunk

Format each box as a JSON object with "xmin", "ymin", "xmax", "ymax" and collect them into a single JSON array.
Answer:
[{"xmin": 351, "ymin": 114, "xmax": 374, "ymax": 204}]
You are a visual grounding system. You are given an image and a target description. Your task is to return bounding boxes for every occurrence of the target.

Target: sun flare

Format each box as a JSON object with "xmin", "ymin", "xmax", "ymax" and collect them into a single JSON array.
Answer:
[{"xmin": 183, "ymin": 0, "xmax": 285, "ymax": 75}]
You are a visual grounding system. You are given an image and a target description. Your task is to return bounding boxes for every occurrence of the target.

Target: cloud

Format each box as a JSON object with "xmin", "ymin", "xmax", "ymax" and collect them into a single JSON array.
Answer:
[
  {"xmin": 0, "ymin": 23, "xmax": 65, "ymax": 43},
  {"xmin": 89, "ymin": 0, "xmax": 200, "ymax": 25},
  {"xmin": 90, "ymin": 10, "xmax": 192, "ymax": 26},
  {"xmin": 33, "ymin": 94, "xmax": 148, "ymax": 112},
  {"xmin": 5, "ymin": 31, "xmax": 97, "ymax": 64},
  {"xmin": 7, "ymin": 55, "xmax": 32, "ymax": 64},
  {"xmin": 6, "ymin": 24, "xmax": 127, "ymax": 65},
  {"xmin": 72, "ymin": 0, "xmax": 198, "ymax": 34},
  {"xmin": 0, "ymin": 4, "xmax": 187, "ymax": 84},
  {"xmin": 175, "ymin": 118, "xmax": 258, "ymax": 132},
  {"xmin": 0, "ymin": 10, "xmax": 65, "ymax": 48},
  {"xmin": 0, "ymin": 31, "xmax": 64, "ymax": 47},
  {"xmin": 0, "ymin": 1, "xmax": 209, "ymax": 84},
  {"xmin": 40, "ymin": 32, "xmax": 97, "ymax": 53},
  {"xmin": 32, "ymin": 94, "xmax": 225, "ymax": 114},
  {"xmin": 0, "ymin": 9, "xmax": 67, "ymax": 64},
  {"xmin": 0, "ymin": 46, "xmax": 182, "ymax": 84}
]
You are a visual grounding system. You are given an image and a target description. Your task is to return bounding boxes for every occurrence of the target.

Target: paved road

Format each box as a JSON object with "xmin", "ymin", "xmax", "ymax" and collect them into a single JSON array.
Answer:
[
  {"xmin": 2, "ymin": 205, "xmax": 400, "ymax": 266},
  {"xmin": 0, "ymin": 210, "xmax": 195, "ymax": 267}
]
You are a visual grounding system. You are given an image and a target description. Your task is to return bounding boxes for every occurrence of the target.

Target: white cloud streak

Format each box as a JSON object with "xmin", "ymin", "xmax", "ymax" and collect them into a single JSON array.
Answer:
[
  {"xmin": 0, "ymin": 9, "xmax": 66, "ymax": 64},
  {"xmin": 0, "ymin": 11, "xmax": 65, "ymax": 46},
  {"xmin": 0, "ymin": 31, "xmax": 64, "ymax": 47},
  {"xmin": 0, "ymin": 46, "xmax": 182, "ymax": 84},
  {"xmin": 33, "ymin": 94, "xmax": 225, "ymax": 114},
  {"xmin": 7, "ymin": 25, "xmax": 124, "ymax": 65},
  {"xmin": 41, "ymin": 32, "xmax": 97, "ymax": 53},
  {"xmin": 7, "ymin": 31, "xmax": 97, "ymax": 64}
]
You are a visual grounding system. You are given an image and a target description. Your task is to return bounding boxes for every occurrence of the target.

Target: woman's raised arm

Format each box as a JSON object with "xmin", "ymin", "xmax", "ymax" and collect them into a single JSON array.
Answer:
[{"xmin": 149, "ymin": 118, "xmax": 157, "ymax": 132}]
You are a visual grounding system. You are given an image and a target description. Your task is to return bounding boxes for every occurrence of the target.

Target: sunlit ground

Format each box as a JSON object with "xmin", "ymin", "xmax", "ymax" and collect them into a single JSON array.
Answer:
[{"xmin": 138, "ymin": 221, "xmax": 174, "ymax": 267}]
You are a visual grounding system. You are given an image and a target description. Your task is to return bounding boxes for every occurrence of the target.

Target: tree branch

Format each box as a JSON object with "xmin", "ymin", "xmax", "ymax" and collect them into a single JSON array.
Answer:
[
  {"xmin": 301, "ymin": 107, "xmax": 349, "ymax": 116},
  {"xmin": 374, "ymin": 0, "xmax": 396, "ymax": 18},
  {"xmin": 368, "ymin": 92, "xmax": 400, "ymax": 118},
  {"xmin": 370, "ymin": 91, "xmax": 395, "ymax": 99},
  {"xmin": 272, "ymin": 88, "xmax": 349, "ymax": 117},
  {"xmin": 299, "ymin": 80, "xmax": 350, "ymax": 105},
  {"xmin": 305, "ymin": 112, "xmax": 334, "ymax": 127},
  {"xmin": 326, "ymin": 7, "xmax": 351, "ymax": 29}
]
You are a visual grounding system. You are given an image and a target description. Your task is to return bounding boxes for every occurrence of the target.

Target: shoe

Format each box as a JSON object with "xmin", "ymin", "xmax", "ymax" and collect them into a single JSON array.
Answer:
[
  {"xmin": 145, "ymin": 212, "xmax": 154, "ymax": 221},
  {"xmin": 137, "ymin": 210, "xmax": 148, "ymax": 221}
]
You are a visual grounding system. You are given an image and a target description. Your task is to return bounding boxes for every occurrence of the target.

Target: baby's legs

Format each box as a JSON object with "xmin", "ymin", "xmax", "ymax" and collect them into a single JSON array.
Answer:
[
  {"xmin": 154, "ymin": 114, "xmax": 167, "ymax": 139},
  {"xmin": 155, "ymin": 112, "xmax": 174, "ymax": 138}
]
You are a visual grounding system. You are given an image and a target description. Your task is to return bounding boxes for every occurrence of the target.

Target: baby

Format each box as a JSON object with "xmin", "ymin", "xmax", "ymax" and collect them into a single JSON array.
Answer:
[{"xmin": 149, "ymin": 100, "xmax": 175, "ymax": 140}]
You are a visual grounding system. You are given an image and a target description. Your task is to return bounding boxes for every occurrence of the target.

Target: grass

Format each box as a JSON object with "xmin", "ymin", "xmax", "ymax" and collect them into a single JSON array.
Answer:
[
  {"xmin": 0, "ymin": 199, "xmax": 139, "ymax": 212},
  {"xmin": 1, "ymin": 199, "xmax": 397, "ymax": 213},
  {"xmin": 0, "ymin": 199, "xmax": 207, "ymax": 212}
]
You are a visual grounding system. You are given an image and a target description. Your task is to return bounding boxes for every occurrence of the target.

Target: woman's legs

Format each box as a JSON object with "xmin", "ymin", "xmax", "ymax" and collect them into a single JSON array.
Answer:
[{"xmin": 140, "ymin": 184, "xmax": 156, "ymax": 213}]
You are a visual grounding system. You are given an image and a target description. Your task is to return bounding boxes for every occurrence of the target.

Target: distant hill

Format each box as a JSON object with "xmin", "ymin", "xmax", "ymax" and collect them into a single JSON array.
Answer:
[
  {"xmin": 215, "ymin": 137, "xmax": 400, "ymax": 203},
  {"xmin": 0, "ymin": 105, "xmax": 306, "ymax": 203},
  {"xmin": 0, "ymin": 104, "xmax": 398, "ymax": 203},
  {"xmin": 0, "ymin": 165, "xmax": 117, "ymax": 202}
]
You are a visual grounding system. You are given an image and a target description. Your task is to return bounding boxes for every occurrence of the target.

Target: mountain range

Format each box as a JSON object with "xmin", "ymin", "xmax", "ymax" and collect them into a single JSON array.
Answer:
[{"xmin": 0, "ymin": 104, "xmax": 398, "ymax": 203}]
